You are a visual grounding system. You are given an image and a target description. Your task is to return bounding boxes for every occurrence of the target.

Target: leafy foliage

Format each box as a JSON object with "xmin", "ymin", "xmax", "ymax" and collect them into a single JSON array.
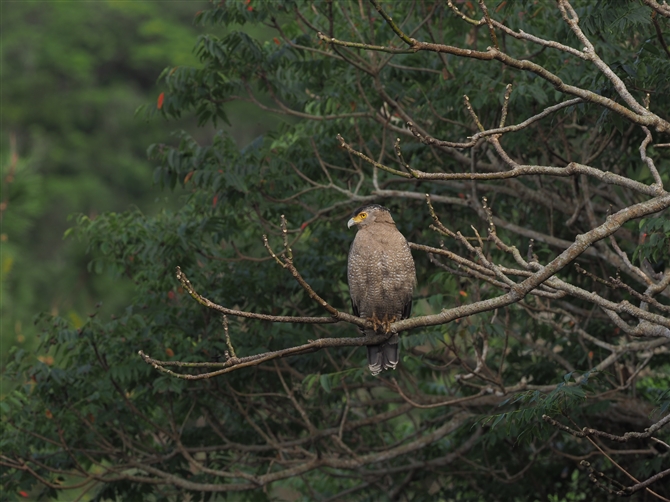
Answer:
[
  {"xmin": 0, "ymin": 1, "xmax": 208, "ymax": 362},
  {"xmin": 2, "ymin": 1, "xmax": 670, "ymax": 501}
]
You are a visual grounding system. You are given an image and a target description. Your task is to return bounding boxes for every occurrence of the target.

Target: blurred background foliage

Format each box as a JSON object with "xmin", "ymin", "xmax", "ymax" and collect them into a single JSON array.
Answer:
[
  {"xmin": 0, "ymin": 0, "xmax": 283, "ymax": 365},
  {"xmin": 1, "ymin": 1, "xmax": 669, "ymax": 500}
]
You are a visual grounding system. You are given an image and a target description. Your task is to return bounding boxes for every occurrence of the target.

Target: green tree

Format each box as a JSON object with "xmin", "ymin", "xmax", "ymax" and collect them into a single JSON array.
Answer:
[
  {"xmin": 0, "ymin": 1, "xmax": 202, "ymax": 359},
  {"xmin": 0, "ymin": 1, "xmax": 280, "ymax": 361},
  {"xmin": 3, "ymin": 1, "xmax": 670, "ymax": 500}
]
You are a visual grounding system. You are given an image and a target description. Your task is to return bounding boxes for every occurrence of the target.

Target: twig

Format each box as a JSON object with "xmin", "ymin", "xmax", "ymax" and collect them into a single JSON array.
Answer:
[
  {"xmin": 392, "ymin": 378, "xmax": 490, "ymax": 408},
  {"xmin": 222, "ymin": 315, "xmax": 237, "ymax": 360},
  {"xmin": 478, "ymin": 0, "xmax": 499, "ymax": 49},
  {"xmin": 175, "ymin": 266, "xmax": 344, "ymax": 325}
]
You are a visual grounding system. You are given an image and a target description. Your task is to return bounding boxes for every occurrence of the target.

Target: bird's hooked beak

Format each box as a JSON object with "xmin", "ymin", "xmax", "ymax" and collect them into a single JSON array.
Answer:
[{"xmin": 347, "ymin": 217, "xmax": 356, "ymax": 229}]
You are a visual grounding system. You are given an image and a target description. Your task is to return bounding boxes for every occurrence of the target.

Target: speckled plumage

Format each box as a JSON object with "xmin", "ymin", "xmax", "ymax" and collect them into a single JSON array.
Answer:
[{"xmin": 347, "ymin": 205, "xmax": 416, "ymax": 375}]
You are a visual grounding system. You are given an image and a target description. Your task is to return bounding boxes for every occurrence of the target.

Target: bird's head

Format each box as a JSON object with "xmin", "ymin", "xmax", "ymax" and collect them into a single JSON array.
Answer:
[{"xmin": 347, "ymin": 204, "xmax": 393, "ymax": 229}]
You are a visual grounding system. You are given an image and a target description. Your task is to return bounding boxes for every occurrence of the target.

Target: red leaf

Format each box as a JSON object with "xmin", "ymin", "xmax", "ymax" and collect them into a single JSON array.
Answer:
[
  {"xmin": 157, "ymin": 92, "xmax": 165, "ymax": 110},
  {"xmin": 212, "ymin": 194, "xmax": 218, "ymax": 207},
  {"xmin": 273, "ymin": 37, "xmax": 280, "ymax": 45},
  {"xmin": 300, "ymin": 222, "xmax": 309, "ymax": 230},
  {"xmin": 247, "ymin": 5, "xmax": 253, "ymax": 11},
  {"xmin": 19, "ymin": 491, "xmax": 28, "ymax": 498},
  {"xmin": 38, "ymin": 355, "xmax": 54, "ymax": 366},
  {"xmin": 165, "ymin": 348, "xmax": 175, "ymax": 357}
]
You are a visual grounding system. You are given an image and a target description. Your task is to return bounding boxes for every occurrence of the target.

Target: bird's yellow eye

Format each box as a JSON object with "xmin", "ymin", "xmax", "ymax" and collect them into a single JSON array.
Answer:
[{"xmin": 348, "ymin": 210, "xmax": 369, "ymax": 228}]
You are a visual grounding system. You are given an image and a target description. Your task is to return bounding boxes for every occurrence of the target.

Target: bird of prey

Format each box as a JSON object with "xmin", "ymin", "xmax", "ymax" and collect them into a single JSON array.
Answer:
[{"xmin": 347, "ymin": 204, "xmax": 416, "ymax": 375}]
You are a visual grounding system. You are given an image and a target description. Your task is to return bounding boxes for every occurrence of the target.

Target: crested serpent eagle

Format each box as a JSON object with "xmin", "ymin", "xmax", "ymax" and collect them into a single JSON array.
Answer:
[{"xmin": 347, "ymin": 205, "xmax": 417, "ymax": 375}]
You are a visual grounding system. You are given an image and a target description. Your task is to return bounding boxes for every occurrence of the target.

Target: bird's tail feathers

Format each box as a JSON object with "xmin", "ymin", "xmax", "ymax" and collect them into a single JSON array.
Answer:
[{"xmin": 367, "ymin": 339, "xmax": 399, "ymax": 376}]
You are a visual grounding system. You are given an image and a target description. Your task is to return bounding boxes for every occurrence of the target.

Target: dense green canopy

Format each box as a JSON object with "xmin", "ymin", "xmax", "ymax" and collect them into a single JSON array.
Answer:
[
  {"xmin": 2, "ymin": 1, "xmax": 670, "ymax": 500},
  {"xmin": 0, "ymin": 1, "xmax": 205, "ymax": 358}
]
